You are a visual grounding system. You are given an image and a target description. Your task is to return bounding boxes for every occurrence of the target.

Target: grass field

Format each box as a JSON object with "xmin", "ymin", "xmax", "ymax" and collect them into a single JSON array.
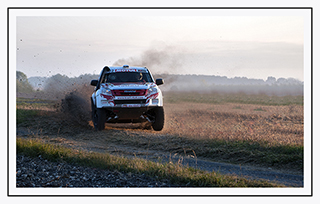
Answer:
[
  {"xmin": 163, "ymin": 102, "xmax": 303, "ymax": 145},
  {"xmin": 16, "ymin": 97, "xmax": 58, "ymax": 111},
  {"xmin": 163, "ymin": 91, "xmax": 303, "ymax": 106},
  {"xmin": 16, "ymin": 91, "xmax": 304, "ymax": 186},
  {"xmin": 160, "ymin": 92, "xmax": 304, "ymax": 171}
]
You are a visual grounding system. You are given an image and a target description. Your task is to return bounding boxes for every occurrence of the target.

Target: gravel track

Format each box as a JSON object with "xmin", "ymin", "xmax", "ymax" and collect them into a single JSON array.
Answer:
[{"xmin": 16, "ymin": 154, "xmax": 173, "ymax": 188}]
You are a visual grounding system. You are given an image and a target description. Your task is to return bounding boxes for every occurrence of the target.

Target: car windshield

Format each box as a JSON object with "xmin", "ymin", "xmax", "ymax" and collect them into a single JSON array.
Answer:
[{"xmin": 104, "ymin": 72, "xmax": 153, "ymax": 83}]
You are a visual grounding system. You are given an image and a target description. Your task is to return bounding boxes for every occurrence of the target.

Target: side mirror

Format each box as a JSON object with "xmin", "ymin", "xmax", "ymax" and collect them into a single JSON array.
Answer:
[
  {"xmin": 156, "ymin": 78, "xmax": 164, "ymax": 86},
  {"xmin": 90, "ymin": 80, "xmax": 98, "ymax": 86}
]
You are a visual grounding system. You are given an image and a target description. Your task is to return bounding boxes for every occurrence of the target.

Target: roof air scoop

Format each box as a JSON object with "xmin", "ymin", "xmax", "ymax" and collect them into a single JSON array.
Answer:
[
  {"xmin": 103, "ymin": 66, "xmax": 110, "ymax": 72},
  {"xmin": 123, "ymin": 65, "xmax": 129, "ymax": 68}
]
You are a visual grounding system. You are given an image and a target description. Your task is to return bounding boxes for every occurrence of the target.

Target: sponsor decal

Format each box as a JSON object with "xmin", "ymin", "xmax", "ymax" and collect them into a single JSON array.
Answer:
[
  {"xmin": 106, "ymin": 82, "xmax": 153, "ymax": 88},
  {"xmin": 114, "ymin": 69, "xmax": 137, "ymax": 72},
  {"xmin": 148, "ymin": 93, "xmax": 159, "ymax": 99},
  {"xmin": 101, "ymin": 100, "xmax": 115, "ymax": 106},
  {"xmin": 100, "ymin": 94, "xmax": 113, "ymax": 100},
  {"xmin": 115, "ymin": 96, "xmax": 145, "ymax": 100},
  {"xmin": 124, "ymin": 90, "xmax": 136, "ymax": 93},
  {"xmin": 121, "ymin": 104, "xmax": 141, "ymax": 108},
  {"xmin": 152, "ymin": 99, "xmax": 159, "ymax": 104},
  {"xmin": 146, "ymin": 93, "xmax": 159, "ymax": 104},
  {"xmin": 118, "ymin": 84, "xmax": 145, "ymax": 87},
  {"xmin": 137, "ymin": 69, "xmax": 148, "ymax": 73},
  {"xmin": 113, "ymin": 69, "xmax": 148, "ymax": 73}
]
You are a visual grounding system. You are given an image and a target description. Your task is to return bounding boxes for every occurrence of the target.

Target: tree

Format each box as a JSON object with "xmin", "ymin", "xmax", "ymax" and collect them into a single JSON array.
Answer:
[
  {"xmin": 266, "ymin": 76, "xmax": 276, "ymax": 85},
  {"xmin": 16, "ymin": 71, "xmax": 34, "ymax": 93}
]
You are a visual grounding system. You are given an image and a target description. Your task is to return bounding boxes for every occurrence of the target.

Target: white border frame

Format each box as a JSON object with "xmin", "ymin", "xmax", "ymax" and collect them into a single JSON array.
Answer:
[{"xmin": 8, "ymin": 7, "xmax": 312, "ymax": 196}]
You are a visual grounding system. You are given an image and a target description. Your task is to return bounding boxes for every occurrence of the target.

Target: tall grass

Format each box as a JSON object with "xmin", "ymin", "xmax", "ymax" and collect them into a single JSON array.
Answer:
[
  {"xmin": 163, "ymin": 101, "xmax": 304, "ymax": 146},
  {"xmin": 106, "ymin": 130, "xmax": 303, "ymax": 171},
  {"xmin": 16, "ymin": 138, "xmax": 282, "ymax": 187},
  {"xmin": 193, "ymin": 139, "xmax": 303, "ymax": 170},
  {"xmin": 164, "ymin": 92, "xmax": 304, "ymax": 106},
  {"xmin": 16, "ymin": 97, "xmax": 57, "ymax": 111},
  {"xmin": 16, "ymin": 109, "xmax": 41, "ymax": 124}
]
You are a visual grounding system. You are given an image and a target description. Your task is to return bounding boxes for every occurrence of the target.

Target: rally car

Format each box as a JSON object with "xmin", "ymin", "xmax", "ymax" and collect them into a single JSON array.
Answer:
[{"xmin": 90, "ymin": 65, "xmax": 164, "ymax": 131}]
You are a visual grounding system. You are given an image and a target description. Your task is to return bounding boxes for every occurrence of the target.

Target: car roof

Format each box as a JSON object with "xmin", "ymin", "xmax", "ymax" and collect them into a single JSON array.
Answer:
[{"xmin": 105, "ymin": 65, "xmax": 149, "ymax": 73}]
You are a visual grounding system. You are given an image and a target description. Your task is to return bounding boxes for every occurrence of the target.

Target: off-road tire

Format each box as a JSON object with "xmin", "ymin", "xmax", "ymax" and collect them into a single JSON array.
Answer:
[
  {"xmin": 92, "ymin": 100, "xmax": 106, "ymax": 131},
  {"xmin": 152, "ymin": 107, "xmax": 164, "ymax": 131},
  {"xmin": 91, "ymin": 99, "xmax": 95, "ymax": 121}
]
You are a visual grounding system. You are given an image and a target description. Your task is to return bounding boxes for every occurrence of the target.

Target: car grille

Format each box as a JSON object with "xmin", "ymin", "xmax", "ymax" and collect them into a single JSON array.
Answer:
[
  {"xmin": 114, "ymin": 99, "xmax": 147, "ymax": 105},
  {"xmin": 112, "ymin": 89, "xmax": 146, "ymax": 96}
]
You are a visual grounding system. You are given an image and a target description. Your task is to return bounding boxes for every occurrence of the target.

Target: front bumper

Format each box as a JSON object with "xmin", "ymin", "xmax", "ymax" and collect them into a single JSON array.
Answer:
[
  {"xmin": 96, "ymin": 92, "xmax": 163, "ymax": 109},
  {"xmin": 103, "ymin": 106, "xmax": 160, "ymax": 123}
]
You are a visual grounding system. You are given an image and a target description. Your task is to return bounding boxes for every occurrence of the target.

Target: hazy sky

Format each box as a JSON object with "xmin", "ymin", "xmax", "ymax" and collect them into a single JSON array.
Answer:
[{"xmin": 14, "ymin": 9, "xmax": 308, "ymax": 81}]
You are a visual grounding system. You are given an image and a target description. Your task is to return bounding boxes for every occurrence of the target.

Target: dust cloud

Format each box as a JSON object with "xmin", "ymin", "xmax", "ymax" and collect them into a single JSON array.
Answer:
[
  {"xmin": 112, "ymin": 46, "xmax": 304, "ymax": 96},
  {"xmin": 36, "ymin": 75, "xmax": 95, "ymax": 127},
  {"xmin": 113, "ymin": 45, "xmax": 184, "ymax": 75}
]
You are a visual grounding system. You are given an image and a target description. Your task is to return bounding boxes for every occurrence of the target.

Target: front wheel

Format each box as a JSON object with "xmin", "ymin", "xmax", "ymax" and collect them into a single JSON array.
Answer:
[
  {"xmin": 92, "ymin": 102, "xmax": 106, "ymax": 131},
  {"xmin": 152, "ymin": 107, "xmax": 164, "ymax": 131}
]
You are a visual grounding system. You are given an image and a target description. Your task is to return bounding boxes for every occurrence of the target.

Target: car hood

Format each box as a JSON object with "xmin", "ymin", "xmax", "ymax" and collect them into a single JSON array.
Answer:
[{"xmin": 101, "ymin": 82, "xmax": 155, "ymax": 90}]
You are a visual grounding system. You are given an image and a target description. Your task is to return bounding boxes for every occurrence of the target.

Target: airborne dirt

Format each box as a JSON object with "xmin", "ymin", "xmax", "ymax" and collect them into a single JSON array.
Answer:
[{"xmin": 16, "ymin": 91, "xmax": 304, "ymax": 187}]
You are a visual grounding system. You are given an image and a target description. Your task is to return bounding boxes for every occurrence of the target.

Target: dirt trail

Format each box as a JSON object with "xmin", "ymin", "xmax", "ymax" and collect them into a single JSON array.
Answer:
[{"xmin": 16, "ymin": 124, "xmax": 303, "ymax": 187}]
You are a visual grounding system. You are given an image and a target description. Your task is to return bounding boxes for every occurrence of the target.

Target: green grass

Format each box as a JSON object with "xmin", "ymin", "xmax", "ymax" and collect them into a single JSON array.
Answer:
[
  {"xmin": 194, "ymin": 139, "xmax": 303, "ymax": 170},
  {"xmin": 164, "ymin": 92, "xmax": 303, "ymax": 106},
  {"xmin": 16, "ymin": 97, "xmax": 57, "ymax": 109},
  {"xmin": 16, "ymin": 137, "xmax": 283, "ymax": 187},
  {"xmin": 253, "ymin": 108, "xmax": 266, "ymax": 112},
  {"xmin": 108, "ymin": 132, "xmax": 303, "ymax": 172},
  {"xmin": 16, "ymin": 109, "xmax": 42, "ymax": 124}
]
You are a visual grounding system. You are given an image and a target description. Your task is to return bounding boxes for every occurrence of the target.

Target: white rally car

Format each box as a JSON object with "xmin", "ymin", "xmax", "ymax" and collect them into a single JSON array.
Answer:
[{"xmin": 90, "ymin": 65, "xmax": 164, "ymax": 131}]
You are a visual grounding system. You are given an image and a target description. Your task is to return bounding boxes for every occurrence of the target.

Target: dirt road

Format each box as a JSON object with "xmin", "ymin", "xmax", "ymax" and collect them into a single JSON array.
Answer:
[{"xmin": 16, "ymin": 124, "xmax": 303, "ymax": 187}]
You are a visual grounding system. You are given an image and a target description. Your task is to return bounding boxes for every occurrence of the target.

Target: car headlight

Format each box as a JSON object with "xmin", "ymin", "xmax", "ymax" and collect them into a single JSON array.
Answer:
[
  {"xmin": 147, "ymin": 87, "xmax": 158, "ymax": 95},
  {"xmin": 101, "ymin": 88, "xmax": 112, "ymax": 96}
]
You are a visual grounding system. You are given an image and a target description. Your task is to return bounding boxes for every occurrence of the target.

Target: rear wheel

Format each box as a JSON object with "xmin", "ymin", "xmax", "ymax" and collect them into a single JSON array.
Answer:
[
  {"xmin": 92, "ymin": 100, "xmax": 106, "ymax": 131},
  {"xmin": 152, "ymin": 107, "xmax": 164, "ymax": 131},
  {"xmin": 91, "ymin": 99, "xmax": 95, "ymax": 121}
]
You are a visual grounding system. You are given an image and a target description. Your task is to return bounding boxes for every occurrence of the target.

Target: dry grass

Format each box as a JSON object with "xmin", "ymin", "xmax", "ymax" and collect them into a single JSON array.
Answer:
[
  {"xmin": 16, "ymin": 91, "xmax": 304, "ymax": 172},
  {"xmin": 16, "ymin": 98, "xmax": 58, "ymax": 111},
  {"xmin": 162, "ymin": 102, "xmax": 303, "ymax": 146}
]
